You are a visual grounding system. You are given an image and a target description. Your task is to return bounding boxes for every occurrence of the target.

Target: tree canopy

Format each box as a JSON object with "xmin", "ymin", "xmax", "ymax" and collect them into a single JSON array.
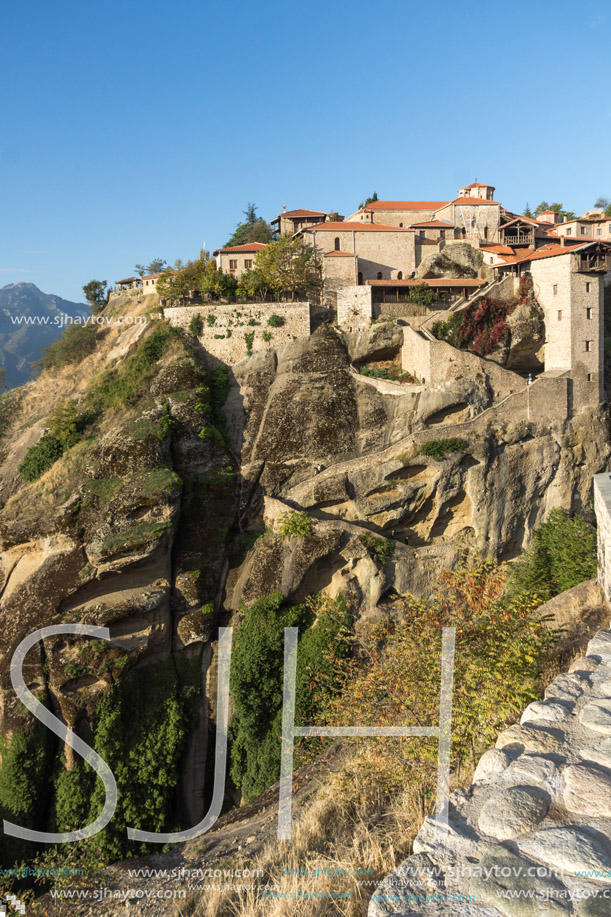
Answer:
[
  {"xmin": 359, "ymin": 192, "xmax": 378, "ymax": 209},
  {"xmin": 250, "ymin": 236, "xmax": 319, "ymax": 300},
  {"xmin": 594, "ymin": 197, "xmax": 611, "ymax": 217},
  {"xmin": 156, "ymin": 253, "xmax": 237, "ymax": 303},
  {"xmin": 134, "ymin": 258, "xmax": 167, "ymax": 277},
  {"xmin": 82, "ymin": 280, "xmax": 107, "ymax": 313},
  {"xmin": 534, "ymin": 201, "xmax": 575, "ymax": 222},
  {"xmin": 224, "ymin": 203, "xmax": 273, "ymax": 248}
]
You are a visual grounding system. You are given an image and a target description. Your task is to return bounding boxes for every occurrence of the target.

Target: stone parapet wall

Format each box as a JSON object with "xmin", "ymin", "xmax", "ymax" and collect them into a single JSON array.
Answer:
[
  {"xmin": 594, "ymin": 473, "xmax": 611, "ymax": 602},
  {"xmin": 370, "ymin": 626, "xmax": 611, "ymax": 917},
  {"xmin": 164, "ymin": 302, "xmax": 310, "ymax": 365}
]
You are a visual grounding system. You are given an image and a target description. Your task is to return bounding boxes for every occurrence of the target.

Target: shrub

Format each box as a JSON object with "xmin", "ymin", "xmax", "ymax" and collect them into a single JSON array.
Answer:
[
  {"xmin": 41, "ymin": 323, "xmax": 98, "ymax": 371},
  {"xmin": 358, "ymin": 365, "xmax": 417, "ymax": 383},
  {"xmin": 244, "ymin": 331, "xmax": 255, "ymax": 356},
  {"xmin": 18, "ymin": 433, "xmax": 64, "ymax": 481},
  {"xmin": 507, "ymin": 508, "xmax": 597, "ymax": 603},
  {"xmin": 0, "ymin": 389, "xmax": 23, "ymax": 441},
  {"xmin": 267, "ymin": 313, "xmax": 285, "ymax": 328},
  {"xmin": 321, "ymin": 552, "xmax": 557, "ymax": 792},
  {"xmin": 279, "ymin": 510, "xmax": 313, "ymax": 538},
  {"xmin": 206, "ymin": 313, "xmax": 216, "ymax": 326},
  {"xmin": 359, "ymin": 533, "xmax": 395, "ymax": 566},
  {"xmin": 229, "ymin": 592, "xmax": 351, "ymax": 801},
  {"xmin": 189, "ymin": 313, "xmax": 204, "ymax": 336},
  {"xmin": 432, "ymin": 296, "xmax": 514, "ymax": 357},
  {"xmin": 262, "ymin": 330, "xmax": 272, "ymax": 342},
  {"xmin": 210, "ymin": 365, "xmax": 230, "ymax": 444},
  {"xmin": 419, "ymin": 437, "xmax": 467, "ymax": 461},
  {"xmin": 48, "ymin": 400, "xmax": 84, "ymax": 448}
]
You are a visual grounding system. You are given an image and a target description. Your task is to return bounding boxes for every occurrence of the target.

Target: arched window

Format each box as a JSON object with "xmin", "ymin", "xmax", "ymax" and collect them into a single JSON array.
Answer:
[
  {"xmin": 377, "ymin": 272, "xmax": 383, "ymax": 280},
  {"xmin": 399, "ymin": 223, "xmax": 403, "ymax": 227},
  {"xmin": 334, "ymin": 237, "xmax": 340, "ymax": 251},
  {"xmin": 358, "ymin": 272, "xmax": 363, "ymax": 285},
  {"xmin": 397, "ymin": 271, "xmax": 403, "ymax": 280}
]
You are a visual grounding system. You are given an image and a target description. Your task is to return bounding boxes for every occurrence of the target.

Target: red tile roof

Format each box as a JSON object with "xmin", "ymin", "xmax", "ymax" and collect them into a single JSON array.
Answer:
[
  {"xmin": 116, "ymin": 277, "xmax": 140, "ymax": 284},
  {"xmin": 480, "ymin": 244, "xmax": 515, "ymax": 255},
  {"xmin": 364, "ymin": 201, "xmax": 448, "ymax": 211},
  {"xmin": 304, "ymin": 221, "xmax": 413, "ymax": 232},
  {"xmin": 366, "ymin": 278, "xmax": 486, "ymax": 287},
  {"xmin": 465, "ymin": 182, "xmax": 494, "ymax": 188},
  {"xmin": 410, "ymin": 220, "xmax": 455, "ymax": 228},
  {"xmin": 272, "ymin": 209, "xmax": 327, "ymax": 221},
  {"xmin": 492, "ymin": 241, "xmax": 586, "ymax": 267},
  {"xmin": 449, "ymin": 197, "xmax": 501, "ymax": 206},
  {"xmin": 213, "ymin": 242, "xmax": 268, "ymax": 255}
]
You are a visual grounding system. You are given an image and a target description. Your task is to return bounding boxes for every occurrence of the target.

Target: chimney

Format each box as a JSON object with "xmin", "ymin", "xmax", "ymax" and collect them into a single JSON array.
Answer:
[{"xmin": 283, "ymin": 205, "xmax": 286, "ymax": 213}]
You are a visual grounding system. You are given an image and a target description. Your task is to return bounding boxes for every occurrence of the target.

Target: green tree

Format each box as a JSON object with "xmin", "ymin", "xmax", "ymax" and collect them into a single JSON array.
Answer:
[
  {"xmin": 506, "ymin": 508, "xmax": 596, "ymax": 602},
  {"xmin": 254, "ymin": 236, "xmax": 319, "ymax": 301},
  {"xmin": 594, "ymin": 197, "xmax": 609, "ymax": 210},
  {"xmin": 0, "ymin": 368, "xmax": 6, "ymax": 392},
  {"xmin": 359, "ymin": 192, "xmax": 378, "ymax": 208},
  {"xmin": 534, "ymin": 201, "xmax": 549, "ymax": 215},
  {"xmin": 237, "ymin": 269, "xmax": 269, "ymax": 302},
  {"xmin": 225, "ymin": 203, "xmax": 273, "ymax": 247},
  {"xmin": 535, "ymin": 201, "xmax": 575, "ymax": 222},
  {"xmin": 524, "ymin": 203, "xmax": 533, "ymax": 218},
  {"xmin": 134, "ymin": 258, "xmax": 167, "ymax": 277},
  {"xmin": 82, "ymin": 280, "xmax": 107, "ymax": 313},
  {"xmin": 48, "ymin": 400, "xmax": 82, "ymax": 447},
  {"xmin": 189, "ymin": 313, "xmax": 204, "ymax": 337}
]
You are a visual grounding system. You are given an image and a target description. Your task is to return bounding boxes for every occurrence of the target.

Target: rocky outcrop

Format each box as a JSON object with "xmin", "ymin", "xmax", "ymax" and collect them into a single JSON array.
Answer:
[
  {"xmin": 415, "ymin": 242, "xmax": 484, "ymax": 280},
  {"xmin": 369, "ymin": 626, "xmax": 611, "ymax": 917}
]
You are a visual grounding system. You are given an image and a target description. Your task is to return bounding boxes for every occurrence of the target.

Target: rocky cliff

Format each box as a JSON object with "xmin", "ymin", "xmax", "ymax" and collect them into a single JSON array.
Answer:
[{"xmin": 0, "ymin": 295, "xmax": 609, "ymax": 873}]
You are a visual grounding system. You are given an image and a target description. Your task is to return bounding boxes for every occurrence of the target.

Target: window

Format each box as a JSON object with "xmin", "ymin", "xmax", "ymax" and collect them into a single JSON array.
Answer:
[
  {"xmin": 334, "ymin": 237, "xmax": 340, "ymax": 251},
  {"xmin": 377, "ymin": 272, "xmax": 383, "ymax": 279},
  {"xmin": 229, "ymin": 259, "xmax": 238, "ymax": 269},
  {"xmin": 397, "ymin": 271, "xmax": 403, "ymax": 280},
  {"xmin": 588, "ymin": 373, "xmax": 594, "ymax": 381},
  {"xmin": 597, "ymin": 228, "xmax": 602, "ymax": 236},
  {"xmin": 244, "ymin": 259, "xmax": 253, "ymax": 269},
  {"xmin": 587, "ymin": 307, "xmax": 593, "ymax": 319},
  {"xmin": 440, "ymin": 230, "xmax": 445, "ymax": 239},
  {"xmin": 586, "ymin": 282, "xmax": 592, "ymax": 292},
  {"xmin": 358, "ymin": 272, "xmax": 363, "ymax": 285},
  {"xmin": 585, "ymin": 340, "xmax": 593, "ymax": 352},
  {"xmin": 557, "ymin": 310, "xmax": 562, "ymax": 320},
  {"xmin": 399, "ymin": 223, "xmax": 403, "ymax": 227},
  {"xmin": 553, "ymin": 284, "xmax": 558, "ymax": 295},
  {"xmin": 419, "ymin": 230, "xmax": 425, "ymax": 240},
  {"xmin": 567, "ymin": 228, "xmax": 572, "ymax": 235},
  {"xmin": 483, "ymin": 227, "xmax": 488, "ymax": 240},
  {"xmin": 581, "ymin": 226, "xmax": 586, "ymax": 235}
]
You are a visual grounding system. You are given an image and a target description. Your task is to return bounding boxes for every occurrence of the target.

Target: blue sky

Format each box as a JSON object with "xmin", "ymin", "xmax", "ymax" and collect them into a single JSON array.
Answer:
[{"xmin": 1, "ymin": 0, "xmax": 609, "ymax": 302}]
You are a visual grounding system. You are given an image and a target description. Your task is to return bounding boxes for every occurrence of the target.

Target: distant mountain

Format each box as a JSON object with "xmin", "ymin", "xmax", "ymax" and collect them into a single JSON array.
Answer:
[{"xmin": 0, "ymin": 283, "xmax": 90, "ymax": 388}]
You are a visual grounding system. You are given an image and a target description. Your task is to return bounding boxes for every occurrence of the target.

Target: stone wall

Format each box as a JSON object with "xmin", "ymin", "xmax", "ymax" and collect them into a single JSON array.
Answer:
[
  {"xmin": 163, "ymin": 302, "xmax": 310, "ymax": 365},
  {"xmin": 594, "ymin": 473, "xmax": 611, "ymax": 602},
  {"xmin": 308, "ymin": 226, "xmax": 416, "ymax": 282},
  {"xmin": 400, "ymin": 325, "xmax": 525, "ymax": 398},
  {"xmin": 336, "ymin": 286, "xmax": 373, "ymax": 331},
  {"xmin": 370, "ymin": 626, "xmax": 611, "ymax": 917}
]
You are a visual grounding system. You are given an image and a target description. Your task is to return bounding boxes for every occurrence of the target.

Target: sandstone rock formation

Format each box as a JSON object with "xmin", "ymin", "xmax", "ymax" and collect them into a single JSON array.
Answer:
[{"xmin": 415, "ymin": 242, "xmax": 484, "ymax": 280}]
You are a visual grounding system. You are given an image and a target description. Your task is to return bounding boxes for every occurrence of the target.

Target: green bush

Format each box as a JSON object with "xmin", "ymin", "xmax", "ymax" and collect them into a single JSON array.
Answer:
[
  {"xmin": 189, "ymin": 313, "xmax": 204, "ymax": 336},
  {"xmin": 507, "ymin": 508, "xmax": 597, "ymax": 603},
  {"xmin": 267, "ymin": 313, "xmax": 285, "ymax": 328},
  {"xmin": 279, "ymin": 510, "xmax": 313, "ymax": 538},
  {"xmin": 18, "ymin": 433, "xmax": 64, "ymax": 481},
  {"xmin": 0, "ymin": 389, "xmax": 22, "ymax": 442},
  {"xmin": 229, "ymin": 592, "xmax": 351, "ymax": 801},
  {"xmin": 359, "ymin": 533, "xmax": 395, "ymax": 566},
  {"xmin": 206, "ymin": 313, "xmax": 216, "ymax": 326},
  {"xmin": 210, "ymin": 365, "xmax": 230, "ymax": 444},
  {"xmin": 419, "ymin": 437, "xmax": 467, "ymax": 461},
  {"xmin": 244, "ymin": 331, "xmax": 255, "ymax": 355},
  {"xmin": 41, "ymin": 323, "xmax": 98, "ymax": 371}
]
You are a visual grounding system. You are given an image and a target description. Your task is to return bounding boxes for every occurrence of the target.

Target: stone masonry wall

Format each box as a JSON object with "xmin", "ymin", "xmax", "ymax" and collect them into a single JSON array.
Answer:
[
  {"xmin": 370, "ymin": 626, "xmax": 611, "ymax": 917},
  {"xmin": 594, "ymin": 473, "xmax": 611, "ymax": 603},
  {"xmin": 336, "ymin": 287, "xmax": 373, "ymax": 331},
  {"xmin": 164, "ymin": 302, "xmax": 310, "ymax": 365}
]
